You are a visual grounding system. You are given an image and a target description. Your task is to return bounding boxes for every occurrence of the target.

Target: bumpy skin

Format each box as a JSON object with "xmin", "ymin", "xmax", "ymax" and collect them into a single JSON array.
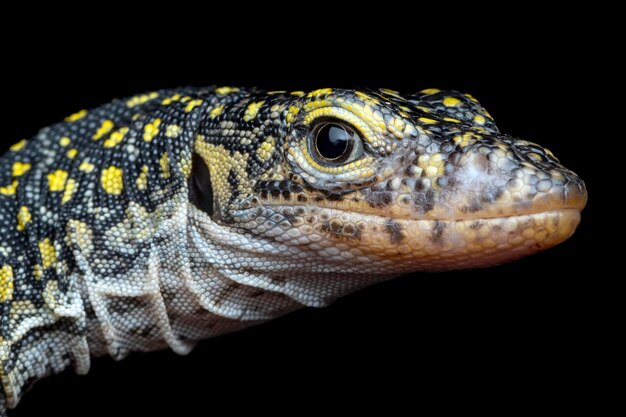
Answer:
[{"xmin": 0, "ymin": 87, "xmax": 586, "ymax": 410}]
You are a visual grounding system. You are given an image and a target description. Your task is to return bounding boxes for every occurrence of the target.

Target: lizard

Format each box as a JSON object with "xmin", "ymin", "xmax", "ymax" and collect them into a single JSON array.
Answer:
[{"xmin": 0, "ymin": 86, "xmax": 587, "ymax": 411}]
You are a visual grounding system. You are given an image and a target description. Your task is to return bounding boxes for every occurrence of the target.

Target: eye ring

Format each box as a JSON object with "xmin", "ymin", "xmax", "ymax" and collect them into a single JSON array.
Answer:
[{"xmin": 311, "ymin": 121, "xmax": 364, "ymax": 165}]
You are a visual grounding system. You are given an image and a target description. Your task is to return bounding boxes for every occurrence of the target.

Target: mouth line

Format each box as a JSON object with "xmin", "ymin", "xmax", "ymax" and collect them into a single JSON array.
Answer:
[{"xmin": 252, "ymin": 203, "xmax": 583, "ymax": 223}]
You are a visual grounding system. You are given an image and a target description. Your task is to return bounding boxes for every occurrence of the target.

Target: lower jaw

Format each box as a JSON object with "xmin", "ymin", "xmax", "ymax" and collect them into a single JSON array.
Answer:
[
  {"xmin": 260, "ymin": 207, "xmax": 582, "ymax": 272},
  {"xmin": 353, "ymin": 209, "xmax": 582, "ymax": 271}
]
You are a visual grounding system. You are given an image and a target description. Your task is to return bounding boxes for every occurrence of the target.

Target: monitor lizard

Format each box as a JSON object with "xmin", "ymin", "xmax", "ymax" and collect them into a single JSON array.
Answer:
[{"xmin": 0, "ymin": 87, "xmax": 587, "ymax": 410}]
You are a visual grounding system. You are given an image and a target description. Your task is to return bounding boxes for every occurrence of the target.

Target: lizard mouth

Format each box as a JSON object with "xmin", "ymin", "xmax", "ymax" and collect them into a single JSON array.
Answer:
[{"xmin": 248, "ymin": 206, "xmax": 583, "ymax": 272}]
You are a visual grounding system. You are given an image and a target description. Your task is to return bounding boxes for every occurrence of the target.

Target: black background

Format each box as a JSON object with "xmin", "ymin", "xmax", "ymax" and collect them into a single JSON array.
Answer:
[{"xmin": 4, "ymin": 18, "xmax": 606, "ymax": 416}]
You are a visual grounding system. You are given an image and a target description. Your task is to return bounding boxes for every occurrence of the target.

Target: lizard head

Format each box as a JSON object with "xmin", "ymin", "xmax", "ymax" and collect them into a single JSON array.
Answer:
[{"xmin": 192, "ymin": 87, "xmax": 586, "ymax": 302}]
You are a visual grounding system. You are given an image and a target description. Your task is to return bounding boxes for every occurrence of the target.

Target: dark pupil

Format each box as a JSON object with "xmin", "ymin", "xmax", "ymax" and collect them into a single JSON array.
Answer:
[{"xmin": 316, "ymin": 124, "xmax": 352, "ymax": 161}]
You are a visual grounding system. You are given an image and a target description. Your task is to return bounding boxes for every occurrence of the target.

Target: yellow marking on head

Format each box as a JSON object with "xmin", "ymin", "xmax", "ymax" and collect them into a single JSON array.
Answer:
[
  {"xmin": 39, "ymin": 238, "xmax": 57, "ymax": 269},
  {"xmin": 93, "ymin": 120, "xmax": 115, "ymax": 140},
  {"xmin": 136, "ymin": 165, "xmax": 149, "ymax": 190},
  {"xmin": 62, "ymin": 179, "xmax": 77, "ymax": 204},
  {"xmin": 101, "ymin": 166, "xmax": 124, "ymax": 195},
  {"xmin": 65, "ymin": 109, "xmax": 88, "ymax": 122},
  {"xmin": 210, "ymin": 105, "xmax": 225, "ymax": 118},
  {"xmin": 67, "ymin": 149, "xmax": 78, "ymax": 159},
  {"xmin": 194, "ymin": 136, "xmax": 250, "ymax": 207},
  {"xmin": 453, "ymin": 132, "xmax": 479, "ymax": 148},
  {"xmin": 143, "ymin": 118, "xmax": 161, "ymax": 142},
  {"xmin": 379, "ymin": 88, "xmax": 404, "ymax": 98},
  {"xmin": 443, "ymin": 97, "xmax": 461, "ymax": 107},
  {"xmin": 185, "ymin": 99, "xmax": 204, "ymax": 112},
  {"xmin": 126, "ymin": 92, "xmax": 158, "ymax": 107},
  {"xmin": 420, "ymin": 88, "xmax": 440, "ymax": 94},
  {"xmin": 473, "ymin": 114, "xmax": 486, "ymax": 125},
  {"xmin": 103, "ymin": 127, "xmax": 129, "ymax": 148},
  {"xmin": 160, "ymin": 152, "xmax": 171, "ymax": 179},
  {"xmin": 47, "ymin": 170, "xmax": 69, "ymax": 192},
  {"xmin": 244, "ymin": 101, "xmax": 265, "ymax": 122},
  {"xmin": 79, "ymin": 161, "xmax": 95, "ymax": 173},
  {"xmin": 162, "ymin": 94, "xmax": 182, "ymax": 105},
  {"xmin": 256, "ymin": 136, "xmax": 275, "ymax": 161},
  {"xmin": 307, "ymin": 88, "xmax": 333, "ymax": 97},
  {"xmin": 59, "ymin": 137, "xmax": 71, "ymax": 147},
  {"xmin": 290, "ymin": 91, "xmax": 305, "ymax": 96},
  {"xmin": 355, "ymin": 91, "xmax": 381, "ymax": 105},
  {"xmin": 17, "ymin": 206, "xmax": 32, "ymax": 231},
  {"xmin": 0, "ymin": 265, "xmax": 14, "ymax": 302},
  {"xmin": 0, "ymin": 180, "xmax": 18, "ymax": 196},
  {"xmin": 165, "ymin": 124, "xmax": 182, "ymax": 138},
  {"xmin": 418, "ymin": 117, "xmax": 438, "ymax": 124},
  {"xmin": 443, "ymin": 117, "xmax": 462, "ymax": 123},
  {"xmin": 10, "ymin": 139, "xmax": 27, "ymax": 151},
  {"xmin": 12, "ymin": 162, "xmax": 31, "ymax": 177},
  {"xmin": 286, "ymin": 105, "xmax": 300, "ymax": 123},
  {"xmin": 215, "ymin": 86, "xmax": 240, "ymax": 95}
]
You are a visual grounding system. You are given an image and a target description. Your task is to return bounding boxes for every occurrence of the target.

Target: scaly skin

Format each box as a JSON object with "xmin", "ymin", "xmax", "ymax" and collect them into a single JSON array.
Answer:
[{"xmin": 0, "ymin": 87, "xmax": 586, "ymax": 410}]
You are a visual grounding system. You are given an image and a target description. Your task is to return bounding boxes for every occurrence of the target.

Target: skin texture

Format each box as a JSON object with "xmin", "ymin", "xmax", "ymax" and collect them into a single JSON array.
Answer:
[{"xmin": 0, "ymin": 87, "xmax": 586, "ymax": 410}]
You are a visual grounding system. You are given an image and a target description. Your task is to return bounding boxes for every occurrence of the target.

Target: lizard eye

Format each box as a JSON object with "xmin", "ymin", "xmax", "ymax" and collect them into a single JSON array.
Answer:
[{"xmin": 311, "ymin": 122, "xmax": 364, "ymax": 165}]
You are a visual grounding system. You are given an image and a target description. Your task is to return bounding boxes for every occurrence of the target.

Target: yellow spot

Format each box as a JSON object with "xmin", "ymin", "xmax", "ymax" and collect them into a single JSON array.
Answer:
[
  {"xmin": 93, "ymin": 120, "xmax": 115, "ymax": 140},
  {"xmin": 209, "ymin": 105, "xmax": 225, "ymax": 118},
  {"xmin": 143, "ymin": 118, "xmax": 161, "ymax": 142},
  {"xmin": 33, "ymin": 264, "xmax": 43, "ymax": 280},
  {"xmin": 215, "ymin": 86, "xmax": 239, "ymax": 95},
  {"xmin": 180, "ymin": 96, "xmax": 192, "ymax": 103},
  {"xmin": 0, "ymin": 265, "xmax": 14, "ymax": 302},
  {"xmin": 136, "ymin": 165, "xmax": 149, "ymax": 190},
  {"xmin": 62, "ymin": 178, "xmax": 77, "ymax": 204},
  {"xmin": 244, "ymin": 101, "xmax": 265, "ymax": 122},
  {"xmin": 307, "ymin": 88, "xmax": 333, "ymax": 97},
  {"xmin": 185, "ymin": 99, "xmax": 204, "ymax": 112},
  {"xmin": 420, "ymin": 88, "xmax": 440, "ymax": 94},
  {"xmin": 59, "ymin": 137, "xmax": 71, "ymax": 147},
  {"xmin": 160, "ymin": 152, "xmax": 170, "ymax": 179},
  {"xmin": 286, "ymin": 105, "xmax": 300, "ymax": 123},
  {"xmin": 0, "ymin": 180, "xmax": 18, "ymax": 196},
  {"xmin": 12, "ymin": 162, "xmax": 31, "ymax": 177},
  {"xmin": 17, "ymin": 206, "xmax": 31, "ymax": 231},
  {"xmin": 473, "ymin": 115, "xmax": 486, "ymax": 125},
  {"xmin": 67, "ymin": 149, "xmax": 78, "ymax": 159},
  {"xmin": 79, "ymin": 161, "xmax": 95, "ymax": 173},
  {"xmin": 443, "ymin": 117, "xmax": 461, "ymax": 123},
  {"xmin": 418, "ymin": 117, "xmax": 438, "ymax": 124},
  {"xmin": 453, "ymin": 132, "xmax": 479, "ymax": 148},
  {"xmin": 65, "ymin": 109, "xmax": 88, "ymax": 122},
  {"xmin": 256, "ymin": 136, "xmax": 275, "ymax": 161},
  {"xmin": 103, "ymin": 127, "xmax": 129, "ymax": 148},
  {"xmin": 47, "ymin": 170, "xmax": 69, "ymax": 192},
  {"xmin": 10, "ymin": 140, "xmax": 27, "ymax": 151},
  {"xmin": 39, "ymin": 238, "xmax": 57, "ymax": 269},
  {"xmin": 464, "ymin": 93, "xmax": 479, "ymax": 102},
  {"xmin": 101, "ymin": 166, "xmax": 124, "ymax": 195},
  {"xmin": 162, "ymin": 94, "xmax": 182, "ymax": 105},
  {"xmin": 165, "ymin": 124, "xmax": 182, "ymax": 138},
  {"xmin": 126, "ymin": 92, "xmax": 158, "ymax": 107},
  {"xmin": 443, "ymin": 97, "xmax": 461, "ymax": 107},
  {"xmin": 267, "ymin": 91, "xmax": 287, "ymax": 95},
  {"xmin": 290, "ymin": 91, "xmax": 305, "ymax": 96}
]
